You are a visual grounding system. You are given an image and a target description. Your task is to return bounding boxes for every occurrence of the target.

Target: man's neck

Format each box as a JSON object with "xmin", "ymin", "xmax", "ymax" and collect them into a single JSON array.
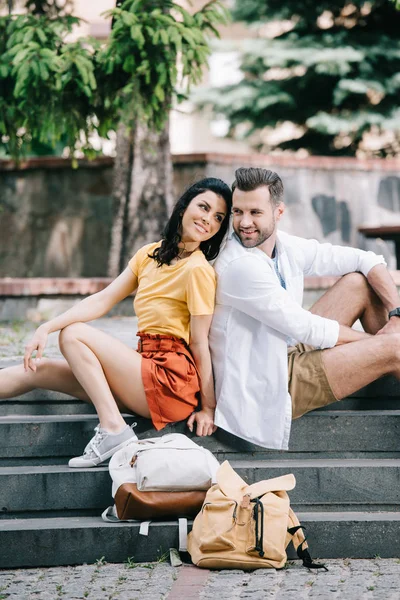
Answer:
[{"xmin": 257, "ymin": 232, "xmax": 277, "ymax": 258}]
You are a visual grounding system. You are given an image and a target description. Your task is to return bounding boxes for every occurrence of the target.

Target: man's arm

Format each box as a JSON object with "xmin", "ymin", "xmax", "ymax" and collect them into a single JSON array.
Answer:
[
  {"xmin": 288, "ymin": 233, "xmax": 386, "ymax": 278},
  {"xmin": 286, "ymin": 233, "xmax": 400, "ymax": 337},
  {"xmin": 219, "ymin": 256, "xmax": 372, "ymax": 347},
  {"xmin": 218, "ymin": 256, "xmax": 341, "ymax": 348},
  {"xmin": 367, "ymin": 264, "xmax": 400, "ymax": 334}
]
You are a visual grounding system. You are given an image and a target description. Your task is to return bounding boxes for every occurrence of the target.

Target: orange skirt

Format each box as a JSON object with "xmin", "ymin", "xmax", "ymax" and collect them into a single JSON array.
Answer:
[{"xmin": 137, "ymin": 332, "xmax": 200, "ymax": 430}]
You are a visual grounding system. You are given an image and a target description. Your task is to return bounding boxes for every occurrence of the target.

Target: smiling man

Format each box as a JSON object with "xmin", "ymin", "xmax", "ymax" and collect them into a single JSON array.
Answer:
[{"xmin": 209, "ymin": 167, "xmax": 400, "ymax": 449}]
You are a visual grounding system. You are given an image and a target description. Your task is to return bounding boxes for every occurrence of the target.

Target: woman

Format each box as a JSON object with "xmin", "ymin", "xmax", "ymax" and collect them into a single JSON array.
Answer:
[{"xmin": 0, "ymin": 178, "xmax": 232, "ymax": 468}]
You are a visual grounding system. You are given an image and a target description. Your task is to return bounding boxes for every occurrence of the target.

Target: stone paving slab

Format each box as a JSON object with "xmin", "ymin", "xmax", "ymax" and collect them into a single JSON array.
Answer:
[{"xmin": 1, "ymin": 559, "xmax": 400, "ymax": 600}]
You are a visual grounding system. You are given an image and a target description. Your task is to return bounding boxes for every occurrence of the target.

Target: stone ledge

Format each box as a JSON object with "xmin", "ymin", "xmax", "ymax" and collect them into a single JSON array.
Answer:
[
  {"xmin": 305, "ymin": 272, "xmax": 400, "ymax": 288},
  {"xmin": 173, "ymin": 152, "xmax": 400, "ymax": 172},
  {"xmin": 0, "ymin": 278, "xmax": 114, "ymax": 296},
  {"xmin": 0, "ymin": 156, "xmax": 114, "ymax": 172},
  {"xmin": 1, "ymin": 274, "xmax": 400, "ymax": 296},
  {"xmin": 2, "ymin": 153, "xmax": 400, "ymax": 173}
]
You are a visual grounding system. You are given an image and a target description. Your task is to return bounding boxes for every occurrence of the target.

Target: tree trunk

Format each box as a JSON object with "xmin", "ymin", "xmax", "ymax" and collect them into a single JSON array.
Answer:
[
  {"xmin": 108, "ymin": 117, "xmax": 173, "ymax": 277},
  {"xmin": 107, "ymin": 122, "xmax": 134, "ymax": 277}
]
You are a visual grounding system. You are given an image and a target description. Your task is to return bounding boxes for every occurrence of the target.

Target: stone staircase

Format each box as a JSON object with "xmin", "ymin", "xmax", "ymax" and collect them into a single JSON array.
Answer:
[{"xmin": 1, "ymin": 378, "xmax": 400, "ymax": 568}]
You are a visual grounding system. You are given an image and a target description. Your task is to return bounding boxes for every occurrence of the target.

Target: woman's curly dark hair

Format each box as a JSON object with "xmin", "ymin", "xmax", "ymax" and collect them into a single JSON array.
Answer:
[{"xmin": 149, "ymin": 178, "xmax": 232, "ymax": 267}]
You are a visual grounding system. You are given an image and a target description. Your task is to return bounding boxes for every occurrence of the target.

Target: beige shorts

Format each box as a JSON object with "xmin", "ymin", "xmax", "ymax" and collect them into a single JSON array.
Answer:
[{"xmin": 288, "ymin": 343, "xmax": 338, "ymax": 420}]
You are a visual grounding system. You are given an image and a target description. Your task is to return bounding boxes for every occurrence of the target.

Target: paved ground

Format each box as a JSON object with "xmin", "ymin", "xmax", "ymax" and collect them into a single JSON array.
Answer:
[
  {"xmin": 0, "ymin": 317, "xmax": 139, "ymax": 366},
  {"xmin": 1, "ymin": 559, "xmax": 400, "ymax": 599},
  {"xmin": 2, "ymin": 318, "xmax": 400, "ymax": 597}
]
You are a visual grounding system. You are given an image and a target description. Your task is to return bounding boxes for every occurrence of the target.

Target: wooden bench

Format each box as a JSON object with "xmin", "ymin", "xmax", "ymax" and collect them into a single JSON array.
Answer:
[{"xmin": 358, "ymin": 225, "xmax": 400, "ymax": 268}]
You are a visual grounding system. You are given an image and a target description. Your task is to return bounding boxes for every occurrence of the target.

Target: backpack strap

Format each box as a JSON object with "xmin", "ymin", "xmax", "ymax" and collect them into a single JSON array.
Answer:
[
  {"xmin": 216, "ymin": 461, "xmax": 249, "ymax": 502},
  {"xmin": 287, "ymin": 508, "xmax": 328, "ymax": 571},
  {"xmin": 178, "ymin": 518, "xmax": 188, "ymax": 552},
  {"xmin": 139, "ymin": 521, "xmax": 151, "ymax": 536},
  {"xmin": 217, "ymin": 461, "xmax": 296, "ymax": 501},
  {"xmin": 102, "ymin": 507, "xmax": 188, "ymax": 554},
  {"xmin": 245, "ymin": 473, "xmax": 296, "ymax": 499},
  {"xmin": 101, "ymin": 505, "xmax": 120, "ymax": 522}
]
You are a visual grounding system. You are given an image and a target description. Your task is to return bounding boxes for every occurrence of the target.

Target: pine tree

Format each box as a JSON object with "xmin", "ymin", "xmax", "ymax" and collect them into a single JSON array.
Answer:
[{"xmin": 208, "ymin": 0, "xmax": 400, "ymax": 156}]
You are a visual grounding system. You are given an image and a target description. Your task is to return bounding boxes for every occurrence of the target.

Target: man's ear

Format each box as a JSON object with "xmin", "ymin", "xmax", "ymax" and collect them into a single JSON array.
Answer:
[{"xmin": 275, "ymin": 202, "xmax": 285, "ymax": 222}]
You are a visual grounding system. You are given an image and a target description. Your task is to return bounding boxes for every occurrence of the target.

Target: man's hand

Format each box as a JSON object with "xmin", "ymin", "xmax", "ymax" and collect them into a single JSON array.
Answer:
[
  {"xmin": 376, "ymin": 317, "xmax": 400, "ymax": 336},
  {"xmin": 187, "ymin": 407, "xmax": 217, "ymax": 437}
]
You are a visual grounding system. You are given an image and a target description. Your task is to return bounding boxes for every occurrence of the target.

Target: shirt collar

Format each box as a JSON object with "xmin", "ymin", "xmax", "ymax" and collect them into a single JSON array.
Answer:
[{"xmin": 231, "ymin": 230, "xmax": 285, "ymax": 262}]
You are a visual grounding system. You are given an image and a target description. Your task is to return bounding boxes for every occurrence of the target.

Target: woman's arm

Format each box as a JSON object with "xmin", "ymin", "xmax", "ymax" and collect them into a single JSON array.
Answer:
[
  {"xmin": 187, "ymin": 314, "xmax": 217, "ymax": 437},
  {"xmin": 24, "ymin": 268, "xmax": 138, "ymax": 371},
  {"xmin": 45, "ymin": 268, "xmax": 138, "ymax": 333}
]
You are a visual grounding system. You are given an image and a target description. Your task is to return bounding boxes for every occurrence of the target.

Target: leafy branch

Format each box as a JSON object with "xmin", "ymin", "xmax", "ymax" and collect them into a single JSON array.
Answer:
[{"xmin": 0, "ymin": 0, "xmax": 229, "ymax": 162}]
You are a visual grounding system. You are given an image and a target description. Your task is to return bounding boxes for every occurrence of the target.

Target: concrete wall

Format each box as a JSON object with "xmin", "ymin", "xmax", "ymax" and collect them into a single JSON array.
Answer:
[
  {"xmin": 1, "ymin": 154, "xmax": 400, "ymax": 277},
  {"xmin": 197, "ymin": 153, "xmax": 400, "ymax": 270},
  {"xmin": 0, "ymin": 158, "xmax": 114, "ymax": 277}
]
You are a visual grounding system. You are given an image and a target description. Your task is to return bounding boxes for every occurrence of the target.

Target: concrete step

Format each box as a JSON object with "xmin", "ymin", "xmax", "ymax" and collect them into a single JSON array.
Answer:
[
  {"xmin": 2, "ymin": 395, "xmax": 399, "ymax": 416},
  {"xmin": 317, "ymin": 397, "xmax": 400, "ymax": 411},
  {"xmin": 1, "ymin": 512, "xmax": 400, "ymax": 568},
  {"xmin": 1, "ymin": 459, "xmax": 400, "ymax": 517},
  {"xmin": 350, "ymin": 375, "xmax": 400, "ymax": 398},
  {"xmin": 3, "ymin": 450, "xmax": 400, "ymax": 466},
  {"xmin": 0, "ymin": 389, "xmax": 96, "ymax": 416},
  {"xmin": 0, "ymin": 374, "xmax": 398, "ymax": 415},
  {"xmin": 1, "ymin": 411, "xmax": 400, "ymax": 459},
  {"xmin": 216, "ymin": 411, "xmax": 400, "ymax": 455},
  {"xmin": 0, "ymin": 414, "xmax": 138, "ymax": 459},
  {"xmin": 0, "ymin": 401, "xmax": 97, "ymax": 416}
]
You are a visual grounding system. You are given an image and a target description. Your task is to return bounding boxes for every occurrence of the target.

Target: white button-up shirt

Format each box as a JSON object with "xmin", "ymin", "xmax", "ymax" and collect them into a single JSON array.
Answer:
[{"xmin": 209, "ymin": 231, "xmax": 386, "ymax": 450}]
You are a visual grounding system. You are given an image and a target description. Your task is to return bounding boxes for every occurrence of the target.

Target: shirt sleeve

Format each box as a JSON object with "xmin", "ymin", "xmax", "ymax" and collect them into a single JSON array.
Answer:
[
  {"xmin": 128, "ymin": 244, "xmax": 153, "ymax": 277},
  {"xmin": 218, "ymin": 255, "xmax": 339, "ymax": 349},
  {"xmin": 290, "ymin": 234, "xmax": 387, "ymax": 277},
  {"xmin": 186, "ymin": 265, "xmax": 217, "ymax": 316}
]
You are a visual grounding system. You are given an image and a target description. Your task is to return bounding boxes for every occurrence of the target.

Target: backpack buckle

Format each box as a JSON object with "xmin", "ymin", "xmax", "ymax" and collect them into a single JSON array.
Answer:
[{"xmin": 241, "ymin": 494, "xmax": 251, "ymax": 509}]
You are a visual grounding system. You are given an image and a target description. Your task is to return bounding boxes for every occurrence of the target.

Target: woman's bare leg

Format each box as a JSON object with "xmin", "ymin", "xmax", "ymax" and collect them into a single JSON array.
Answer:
[
  {"xmin": 59, "ymin": 322, "xmax": 150, "ymax": 432},
  {"xmin": 0, "ymin": 358, "xmax": 90, "ymax": 401}
]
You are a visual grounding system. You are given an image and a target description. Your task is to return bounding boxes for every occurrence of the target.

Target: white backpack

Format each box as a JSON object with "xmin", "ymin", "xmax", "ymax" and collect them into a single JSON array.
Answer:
[{"xmin": 102, "ymin": 433, "xmax": 220, "ymax": 550}]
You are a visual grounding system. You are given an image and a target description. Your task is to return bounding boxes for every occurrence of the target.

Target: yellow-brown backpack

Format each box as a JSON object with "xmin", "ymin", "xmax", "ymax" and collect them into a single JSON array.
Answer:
[{"xmin": 187, "ymin": 461, "xmax": 327, "ymax": 571}]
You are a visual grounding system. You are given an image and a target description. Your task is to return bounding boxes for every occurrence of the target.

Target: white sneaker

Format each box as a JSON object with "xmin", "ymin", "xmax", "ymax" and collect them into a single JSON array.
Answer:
[{"xmin": 68, "ymin": 423, "xmax": 138, "ymax": 468}]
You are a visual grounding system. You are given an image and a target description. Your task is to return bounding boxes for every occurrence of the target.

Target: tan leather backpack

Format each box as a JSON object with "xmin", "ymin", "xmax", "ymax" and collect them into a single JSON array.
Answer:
[{"xmin": 187, "ymin": 461, "xmax": 327, "ymax": 571}]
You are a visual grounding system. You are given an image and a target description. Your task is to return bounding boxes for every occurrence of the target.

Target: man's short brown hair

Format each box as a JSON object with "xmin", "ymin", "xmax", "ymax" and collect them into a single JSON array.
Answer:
[{"xmin": 232, "ymin": 167, "xmax": 284, "ymax": 206}]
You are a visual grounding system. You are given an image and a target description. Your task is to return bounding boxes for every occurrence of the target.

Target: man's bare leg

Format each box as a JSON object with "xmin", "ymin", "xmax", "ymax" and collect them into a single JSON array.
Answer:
[
  {"xmin": 309, "ymin": 272, "xmax": 387, "ymax": 333},
  {"xmin": 321, "ymin": 334, "xmax": 400, "ymax": 400},
  {"xmin": 305, "ymin": 272, "xmax": 398, "ymax": 399}
]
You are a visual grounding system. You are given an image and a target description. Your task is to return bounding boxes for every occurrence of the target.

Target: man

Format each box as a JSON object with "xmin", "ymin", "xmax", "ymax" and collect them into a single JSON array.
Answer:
[{"xmin": 209, "ymin": 167, "xmax": 400, "ymax": 449}]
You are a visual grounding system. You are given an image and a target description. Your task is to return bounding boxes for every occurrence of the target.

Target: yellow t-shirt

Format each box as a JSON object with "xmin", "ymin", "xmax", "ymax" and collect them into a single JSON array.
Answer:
[{"xmin": 128, "ymin": 242, "xmax": 216, "ymax": 344}]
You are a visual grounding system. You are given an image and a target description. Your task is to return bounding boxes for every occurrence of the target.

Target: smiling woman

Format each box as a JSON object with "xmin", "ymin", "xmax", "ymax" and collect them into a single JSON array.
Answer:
[
  {"xmin": 150, "ymin": 180, "xmax": 231, "ymax": 267},
  {"xmin": 182, "ymin": 192, "xmax": 227, "ymax": 240},
  {"xmin": 0, "ymin": 178, "xmax": 232, "ymax": 468}
]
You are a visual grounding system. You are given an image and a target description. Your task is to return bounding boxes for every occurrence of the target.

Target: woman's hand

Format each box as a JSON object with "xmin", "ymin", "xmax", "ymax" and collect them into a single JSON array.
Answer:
[
  {"xmin": 187, "ymin": 407, "xmax": 217, "ymax": 437},
  {"xmin": 24, "ymin": 324, "xmax": 49, "ymax": 372}
]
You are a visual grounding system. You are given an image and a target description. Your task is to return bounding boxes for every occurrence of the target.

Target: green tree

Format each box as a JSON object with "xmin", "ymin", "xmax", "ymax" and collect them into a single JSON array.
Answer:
[
  {"xmin": 0, "ymin": 0, "xmax": 227, "ymax": 274},
  {"xmin": 206, "ymin": 0, "xmax": 400, "ymax": 157},
  {"xmin": 23, "ymin": 0, "xmax": 73, "ymax": 16}
]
